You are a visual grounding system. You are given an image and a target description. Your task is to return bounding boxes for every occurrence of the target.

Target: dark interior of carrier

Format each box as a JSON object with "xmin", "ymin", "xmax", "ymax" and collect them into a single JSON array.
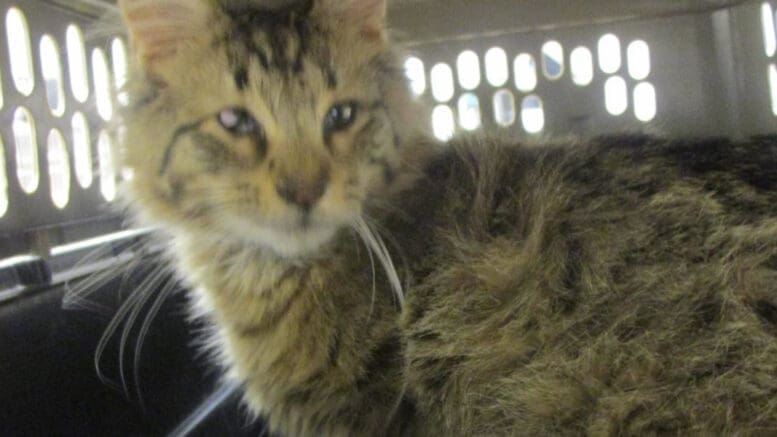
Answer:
[{"xmin": 0, "ymin": 0, "xmax": 774, "ymax": 435}]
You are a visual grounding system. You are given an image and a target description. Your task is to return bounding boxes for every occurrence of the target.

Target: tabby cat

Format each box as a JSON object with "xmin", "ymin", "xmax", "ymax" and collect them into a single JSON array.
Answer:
[{"xmin": 117, "ymin": 0, "xmax": 777, "ymax": 435}]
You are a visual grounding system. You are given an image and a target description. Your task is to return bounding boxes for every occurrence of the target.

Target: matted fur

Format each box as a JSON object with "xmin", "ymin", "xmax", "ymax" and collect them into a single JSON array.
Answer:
[{"xmin": 117, "ymin": 0, "xmax": 777, "ymax": 435}]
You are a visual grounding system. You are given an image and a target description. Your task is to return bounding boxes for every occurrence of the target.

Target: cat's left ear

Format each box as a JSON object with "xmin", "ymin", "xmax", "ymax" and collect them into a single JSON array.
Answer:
[
  {"xmin": 118, "ymin": 0, "xmax": 211, "ymax": 81},
  {"xmin": 315, "ymin": 0, "xmax": 387, "ymax": 41}
]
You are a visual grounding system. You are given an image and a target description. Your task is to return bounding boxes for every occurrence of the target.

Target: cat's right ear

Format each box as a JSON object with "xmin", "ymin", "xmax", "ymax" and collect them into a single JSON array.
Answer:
[{"xmin": 118, "ymin": 0, "xmax": 211, "ymax": 82}]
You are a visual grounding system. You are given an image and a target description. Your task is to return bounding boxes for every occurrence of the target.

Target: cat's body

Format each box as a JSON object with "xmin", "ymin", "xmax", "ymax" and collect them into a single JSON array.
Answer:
[
  {"xmin": 187, "ymin": 135, "xmax": 777, "ymax": 436},
  {"xmin": 398, "ymin": 135, "xmax": 777, "ymax": 435},
  {"xmin": 115, "ymin": 0, "xmax": 777, "ymax": 435}
]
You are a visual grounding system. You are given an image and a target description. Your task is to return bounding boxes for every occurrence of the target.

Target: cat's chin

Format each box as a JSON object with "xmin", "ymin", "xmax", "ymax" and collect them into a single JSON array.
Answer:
[{"xmin": 222, "ymin": 216, "xmax": 340, "ymax": 260}]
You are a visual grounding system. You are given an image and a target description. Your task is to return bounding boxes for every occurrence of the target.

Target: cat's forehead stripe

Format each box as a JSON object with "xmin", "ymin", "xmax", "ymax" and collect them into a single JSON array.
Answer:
[
  {"xmin": 216, "ymin": 2, "xmax": 336, "ymax": 92},
  {"xmin": 234, "ymin": 65, "xmax": 250, "ymax": 91}
]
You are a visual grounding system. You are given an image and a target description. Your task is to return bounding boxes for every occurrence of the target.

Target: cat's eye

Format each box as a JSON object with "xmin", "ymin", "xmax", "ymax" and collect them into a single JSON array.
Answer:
[
  {"xmin": 218, "ymin": 107, "xmax": 260, "ymax": 136},
  {"xmin": 324, "ymin": 102, "xmax": 358, "ymax": 134}
]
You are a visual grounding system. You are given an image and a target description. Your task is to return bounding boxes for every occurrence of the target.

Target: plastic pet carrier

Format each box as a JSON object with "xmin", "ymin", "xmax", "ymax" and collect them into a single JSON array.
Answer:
[{"xmin": 0, "ymin": 0, "xmax": 774, "ymax": 435}]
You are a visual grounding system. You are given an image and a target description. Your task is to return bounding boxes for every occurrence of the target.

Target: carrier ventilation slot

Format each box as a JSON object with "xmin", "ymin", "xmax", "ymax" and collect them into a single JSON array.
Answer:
[
  {"xmin": 412, "ymin": 32, "xmax": 657, "ymax": 141},
  {"xmin": 764, "ymin": 2, "xmax": 777, "ymax": 116},
  {"xmin": 0, "ymin": 5, "xmax": 126, "ymax": 222}
]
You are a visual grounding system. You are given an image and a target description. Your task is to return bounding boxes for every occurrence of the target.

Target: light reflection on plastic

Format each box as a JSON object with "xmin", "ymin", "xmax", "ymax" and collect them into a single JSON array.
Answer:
[
  {"xmin": 92, "ymin": 49, "xmax": 113, "ymax": 121},
  {"xmin": 627, "ymin": 40, "xmax": 651, "ymax": 81},
  {"xmin": 40, "ymin": 35, "xmax": 67, "ymax": 117},
  {"xmin": 430, "ymin": 63, "xmax": 455, "ymax": 103},
  {"xmin": 72, "ymin": 112, "xmax": 93, "ymax": 189},
  {"xmin": 513, "ymin": 54, "xmax": 538, "ymax": 92},
  {"xmin": 0, "ymin": 68, "xmax": 4, "ymax": 109},
  {"xmin": 493, "ymin": 89, "xmax": 516, "ymax": 127},
  {"xmin": 521, "ymin": 95, "xmax": 545, "ymax": 134},
  {"xmin": 458, "ymin": 93, "xmax": 481, "ymax": 131},
  {"xmin": 605, "ymin": 76, "xmax": 628, "ymax": 116},
  {"xmin": 432, "ymin": 105, "xmax": 455, "ymax": 141},
  {"xmin": 47, "ymin": 129, "xmax": 71, "ymax": 209},
  {"xmin": 112, "ymin": 38, "xmax": 129, "ymax": 106},
  {"xmin": 6, "ymin": 8, "xmax": 35, "ymax": 96},
  {"xmin": 0, "ymin": 138, "xmax": 8, "ymax": 218},
  {"xmin": 598, "ymin": 33, "xmax": 622, "ymax": 74},
  {"xmin": 485, "ymin": 47, "xmax": 509, "ymax": 87},
  {"xmin": 763, "ymin": 3, "xmax": 777, "ymax": 57},
  {"xmin": 570, "ymin": 47, "xmax": 594, "ymax": 86},
  {"xmin": 770, "ymin": 64, "xmax": 777, "ymax": 116},
  {"xmin": 404, "ymin": 57, "xmax": 426, "ymax": 96},
  {"xmin": 541, "ymin": 41, "xmax": 564, "ymax": 80},
  {"xmin": 457, "ymin": 50, "xmax": 481, "ymax": 90},
  {"xmin": 633, "ymin": 82, "xmax": 657, "ymax": 122},
  {"xmin": 98, "ymin": 130, "xmax": 117, "ymax": 201},
  {"xmin": 13, "ymin": 107, "xmax": 39, "ymax": 194},
  {"xmin": 66, "ymin": 25, "xmax": 90, "ymax": 103}
]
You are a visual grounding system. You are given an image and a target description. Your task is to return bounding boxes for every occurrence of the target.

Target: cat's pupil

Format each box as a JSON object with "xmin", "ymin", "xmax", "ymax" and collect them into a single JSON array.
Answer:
[
  {"xmin": 324, "ymin": 103, "xmax": 357, "ymax": 134},
  {"xmin": 218, "ymin": 107, "xmax": 258, "ymax": 136}
]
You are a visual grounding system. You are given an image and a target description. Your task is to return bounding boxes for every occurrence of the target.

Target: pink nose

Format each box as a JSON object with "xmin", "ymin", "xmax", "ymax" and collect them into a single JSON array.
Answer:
[{"xmin": 276, "ymin": 174, "xmax": 329, "ymax": 211}]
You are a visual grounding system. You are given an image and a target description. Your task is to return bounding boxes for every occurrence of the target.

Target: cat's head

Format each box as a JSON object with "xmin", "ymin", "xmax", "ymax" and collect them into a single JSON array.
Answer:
[{"xmin": 117, "ymin": 0, "xmax": 430, "ymax": 258}]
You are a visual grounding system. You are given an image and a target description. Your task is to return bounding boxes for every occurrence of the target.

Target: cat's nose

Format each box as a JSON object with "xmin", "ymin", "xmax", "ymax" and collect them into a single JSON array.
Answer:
[{"xmin": 276, "ymin": 172, "xmax": 329, "ymax": 211}]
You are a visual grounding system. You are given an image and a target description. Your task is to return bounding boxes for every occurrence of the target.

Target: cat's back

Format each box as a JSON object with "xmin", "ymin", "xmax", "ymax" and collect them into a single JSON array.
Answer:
[{"xmin": 399, "ymin": 135, "xmax": 777, "ymax": 435}]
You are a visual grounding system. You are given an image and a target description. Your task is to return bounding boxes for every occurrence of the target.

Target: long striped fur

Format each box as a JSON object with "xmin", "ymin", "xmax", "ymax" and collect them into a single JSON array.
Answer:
[{"xmin": 117, "ymin": 1, "xmax": 777, "ymax": 435}]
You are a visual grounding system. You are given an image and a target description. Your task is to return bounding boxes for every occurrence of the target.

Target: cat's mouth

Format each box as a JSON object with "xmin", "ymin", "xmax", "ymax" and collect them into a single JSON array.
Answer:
[{"xmin": 222, "ymin": 212, "xmax": 342, "ymax": 259}]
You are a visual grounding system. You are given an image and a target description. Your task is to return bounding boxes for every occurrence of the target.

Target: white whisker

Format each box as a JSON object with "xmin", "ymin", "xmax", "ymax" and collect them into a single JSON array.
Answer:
[
  {"xmin": 362, "ymin": 215, "xmax": 412, "ymax": 292},
  {"xmin": 62, "ymin": 242, "xmax": 142, "ymax": 314},
  {"xmin": 352, "ymin": 227, "xmax": 379, "ymax": 320},
  {"xmin": 352, "ymin": 217, "xmax": 404, "ymax": 306},
  {"xmin": 95, "ymin": 286, "xmax": 144, "ymax": 391},
  {"xmin": 60, "ymin": 233, "xmax": 171, "ymax": 399},
  {"xmin": 95, "ymin": 259, "xmax": 166, "ymax": 395},
  {"xmin": 134, "ymin": 275, "xmax": 178, "ymax": 410},
  {"xmin": 119, "ymin": 265, "xmax": 167, "ymax": 400}
]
